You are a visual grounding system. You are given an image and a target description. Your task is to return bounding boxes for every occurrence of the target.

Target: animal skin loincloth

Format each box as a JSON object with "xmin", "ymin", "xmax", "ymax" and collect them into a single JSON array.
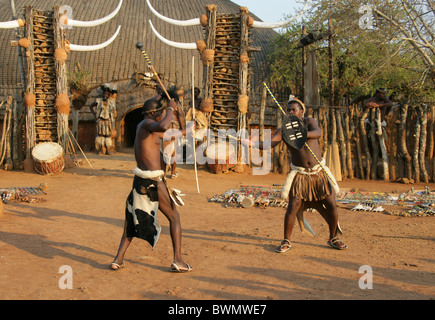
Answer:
[
  {"xmin": 124, "ymin": 168, "xmax": 165, "ymax": 248},
  {"xmin": 281, "ymin": 159, "xmax": 339, "ymax": 201}
]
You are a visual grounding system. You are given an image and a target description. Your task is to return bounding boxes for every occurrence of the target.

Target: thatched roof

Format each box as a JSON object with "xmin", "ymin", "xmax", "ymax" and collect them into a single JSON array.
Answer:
[{"xmin": 0, "ymin": 0, "xmax": 281, "ymax": 112}]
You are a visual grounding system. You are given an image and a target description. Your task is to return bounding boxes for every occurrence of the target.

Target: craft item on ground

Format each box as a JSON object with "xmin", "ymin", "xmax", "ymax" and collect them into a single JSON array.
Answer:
[
  {"xmin": 208, "ymin": 184, "xmax": 287, "ymax": 208},
  {"xmin": 337, "ymin": 188, "xmax": 434, "ymax": 217},
  {"xmin": 1, "ymin": 184, "xmax": 48, "ymax": 204}
]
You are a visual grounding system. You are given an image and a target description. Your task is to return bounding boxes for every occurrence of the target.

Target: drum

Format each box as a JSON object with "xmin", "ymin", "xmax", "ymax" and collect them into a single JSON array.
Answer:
[
  {"xmin": 206, "ymin": 142, "xmax": 236, "ymax": 174},
  {"xmin": 32, "ymin": 142, "xmax": 64, "ymax": 175}
]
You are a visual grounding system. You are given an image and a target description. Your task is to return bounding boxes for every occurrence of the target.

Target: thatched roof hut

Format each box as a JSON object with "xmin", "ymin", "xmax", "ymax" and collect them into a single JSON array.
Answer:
[{"xmin": 0, "ymin": 0, "xmax": 288, "ymax": 150}]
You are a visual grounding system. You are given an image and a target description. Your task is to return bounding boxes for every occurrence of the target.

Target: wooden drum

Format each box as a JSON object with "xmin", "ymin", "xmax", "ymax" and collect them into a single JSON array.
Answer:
[
  {"xmin": 32, "ymin": 142, "xmax": 64, "ymax": 175},
  {"xmin": 206, "ymin": 142, "xmax": 236, "ymax": 174}
]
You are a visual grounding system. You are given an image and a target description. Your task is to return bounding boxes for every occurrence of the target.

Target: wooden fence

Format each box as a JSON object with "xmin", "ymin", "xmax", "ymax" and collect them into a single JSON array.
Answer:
[{"xmin": 266, "ymin": 102, "xmax": 435, "ymax": 183}]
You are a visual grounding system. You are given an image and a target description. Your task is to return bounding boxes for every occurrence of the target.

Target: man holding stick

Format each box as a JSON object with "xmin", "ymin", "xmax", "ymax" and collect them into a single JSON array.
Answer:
[
  {"xmin": 242, "ymin": 98, "xmax": 347, "ymax": 252},
  {"xmin": 110, "ymin": 97, "xmax": 193, "ymax": 272}
]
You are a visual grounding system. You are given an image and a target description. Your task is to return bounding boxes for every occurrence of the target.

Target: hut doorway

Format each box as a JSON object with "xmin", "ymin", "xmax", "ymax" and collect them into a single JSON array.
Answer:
[{"xmin": 123, "ymin": 107, "xmax": 143, "ymax": 148}]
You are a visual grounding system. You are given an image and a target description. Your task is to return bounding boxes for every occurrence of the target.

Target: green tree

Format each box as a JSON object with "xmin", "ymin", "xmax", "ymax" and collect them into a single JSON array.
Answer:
[{"xmin": 269, "ymin": 0, "xmax": 434, "ymax": 103}]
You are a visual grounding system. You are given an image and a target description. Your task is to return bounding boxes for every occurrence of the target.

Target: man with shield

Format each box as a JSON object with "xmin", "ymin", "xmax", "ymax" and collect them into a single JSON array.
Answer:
[{"xmin": 242, "ymin": 98, "xmax": 346, "ymax": 252}]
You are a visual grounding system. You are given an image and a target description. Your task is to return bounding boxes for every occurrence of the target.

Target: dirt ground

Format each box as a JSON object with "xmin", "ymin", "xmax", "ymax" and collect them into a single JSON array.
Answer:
[{"xmin": 0, "ymin": 150, "xmax": 434, "ymax": 301}]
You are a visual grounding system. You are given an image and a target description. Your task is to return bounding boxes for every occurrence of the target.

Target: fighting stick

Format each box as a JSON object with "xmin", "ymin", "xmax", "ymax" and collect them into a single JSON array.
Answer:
[
  {"xmin": 263, "ymin": 82, "xmax": 336, "ymax": 185},
  {"xmin": 136, "ymin": 42, "xmax": 171, "ymax": 101}
]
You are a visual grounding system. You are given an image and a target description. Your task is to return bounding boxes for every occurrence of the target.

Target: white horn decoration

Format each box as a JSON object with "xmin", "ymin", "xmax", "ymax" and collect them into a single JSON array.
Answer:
[
  {"xmin": 149, "ymin": 20, "xmax": 197, "ymax": 50},
  {"xmin": 252, "ymin": 0, "xmax": 310, "ymax": 29},
  {"xmin": 0, "ymin": 19, "xmax": 23, "ymax": 29},
  {"xmin": 62, "ymin": 0, "xmax": 123, "ymax": 28},
  {"xmin": 70, "ymin": 25, "xmax": 121, "ymax": 51},
  {"xmin": 147, "ymin": 0, "xmax": 200, "ymax": 27}
]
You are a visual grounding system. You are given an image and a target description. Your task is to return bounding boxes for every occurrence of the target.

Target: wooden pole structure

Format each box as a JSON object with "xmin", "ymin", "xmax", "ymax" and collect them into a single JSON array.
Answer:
[
  {"xmin": 22, "ymin": 5, "xmax": 37, "ymax": 172},
  {"xmin": 202, "ymin": 5, "xmax": 217, "ymax": 135},
  {"xmin": 53, "ymin": 6, "xmax": 70, "ymax": 154},
  {"xmin": 238, "ymin": 7, "xmax": 250, "ymax": 165}
]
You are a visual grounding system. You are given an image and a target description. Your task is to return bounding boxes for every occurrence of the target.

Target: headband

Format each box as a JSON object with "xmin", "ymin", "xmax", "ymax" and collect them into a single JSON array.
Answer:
[
  {"xmin": 143, "ymin": 105, "xmax": 165, "ymax": 114},
  {"xmin": 288, "ymin": 96, "xmax": 306, "ymax": 113}
]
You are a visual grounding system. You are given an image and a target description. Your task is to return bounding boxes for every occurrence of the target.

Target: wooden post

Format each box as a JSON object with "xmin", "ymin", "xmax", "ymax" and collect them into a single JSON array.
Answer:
[
  {"xmin": 376, "ymin": 108, "xmax": 389, "ymax": 180},
  {"xmin": 398, "ymin": 104, "xmax": 412, "ymax": 180},
  {"xmin": 274, "ymin": 111, "xmax": 282, "ymax": 173},
  {"xmin": 344, "ymin": 106, "xmax": 354, "ymax": 179},
  {"xmin": 259, "ymin": 85, "xmax": 266, "ymax": 158},
  {"xmin": 352, "ymin": 105, "xmax": 364, "ymax": 179},
  {"xmin": 328, "ymin": 19, "xmax": 334, "ymax": 107},
  {"xmin": 389, "ymin": 107, "xmax": 399, "ymax": 181},
  {"xmin": 359, "ymin": 107, "xmax": 371, "ymax": 179},
  {"xmin": 412, "ymin": 105, "xmax": 421, "ymax": 182},
  {"xmin": 369, "ymin": 109, "xmax": 379, "ymax": 179},
  {"xmin": 427, "ymin": 105, "xmax": 434, "ymax": 181},
  {"xmin": 301, "ymin": 25, "xmax": 307, "ymax": 99},
  {"xmin": 336, "ymin": 108, "xmax": 347, "ymax": 178},
  {"xmin": 11, "ymin": 0, "xmax": 26, "ymax": 169},
  {"xmin": 320, "ymin": 106, "xmax": 328, "ymax": 156},
  {"xmin": 238, "ymin": 7, "xmax": 250, "ymax": 165},
  {"xmin": 23, "ymin": 5, "xmax": 36, "ymax": 172},
  {"xmin": 202, "ymin": 5, "xmax": 216, "ymax": 105},
  {"xmin": 419, "ymin": 104, "xmax": 428, "ymax": 183},
  {"xmin": 53, "ymin": 6, "xmax": 70, "ymax": 154}
]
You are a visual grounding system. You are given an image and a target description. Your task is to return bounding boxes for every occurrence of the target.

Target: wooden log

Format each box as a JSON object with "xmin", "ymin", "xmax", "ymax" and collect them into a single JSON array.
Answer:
[
  {"xmin": 203, "ymin": 6, "xmax": 217, "ymax": 103},
  {"xmin": 344, "ymin": 106, "xmax": 354, "ymax": 179},
  {"xmin": 389, "ymin": 107, "xmax": 399, "ymax": 181},
  {"xmin": 336, "ymin": 108, "xmax": 347, "ymax": 178},
  {"xmin": 325, "ymin": 107, "xmax": 342, "ymax": 181},
  {"xmin": 351, "ymin": 105, "xmax": 364, "ymax": 179},
  {"xmin": 24, "ymin": 6, "xmax": 36, "ymax": 169},
  {"xmin": 412, "ymin": 105, "xmax": 421, "ymax": 182},
  {"xmin": 418, "ymin": 104, "xmax": 429, "ymax": 183},
  {"xmin": 376, "ymin": 108, "xmax": 389, "ymax": 180},
  {"xmin": 320, "ymin": 107, "xmax": 328, "ymax": 155},
  {"xmin": 398, "ymin": 104, "xmax": 412, "ymax": 180},
  {"xmin": 359, "ymin": 107, "xmax": 371, "ymax": 179},
  {"xmin": 273, "ymin": 112, "xmax": 282, "ymax": 173},
  {"xmin": 53, "ymin": 6, "xmax": 69, "ymax": 152},
  {"xmin": 428, "ymin": 105, "xmax": 434, "ymax": 182},
  {"xmin": 369, "ymin": 109, "xmax": 379, "ymax": 179},
  {"xmin": 259, "ymin": 85, "xmax": 266, "ymax": 158}
]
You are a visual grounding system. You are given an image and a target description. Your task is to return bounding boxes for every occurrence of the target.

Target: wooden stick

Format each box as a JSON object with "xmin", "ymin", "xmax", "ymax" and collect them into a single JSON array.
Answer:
[
  {"xmin": 68, "ymin": 129, "xmax": 93, "ymax": 169},
  {"xmin": 191, "ymin": 56, "xmax": 200, "ymax": 194}
]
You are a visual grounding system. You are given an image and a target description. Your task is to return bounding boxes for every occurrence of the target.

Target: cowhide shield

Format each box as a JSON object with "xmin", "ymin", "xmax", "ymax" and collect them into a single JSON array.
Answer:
[{"xmin": 282, "ymin": 114, "xmax": 307, "ymax": 149}]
